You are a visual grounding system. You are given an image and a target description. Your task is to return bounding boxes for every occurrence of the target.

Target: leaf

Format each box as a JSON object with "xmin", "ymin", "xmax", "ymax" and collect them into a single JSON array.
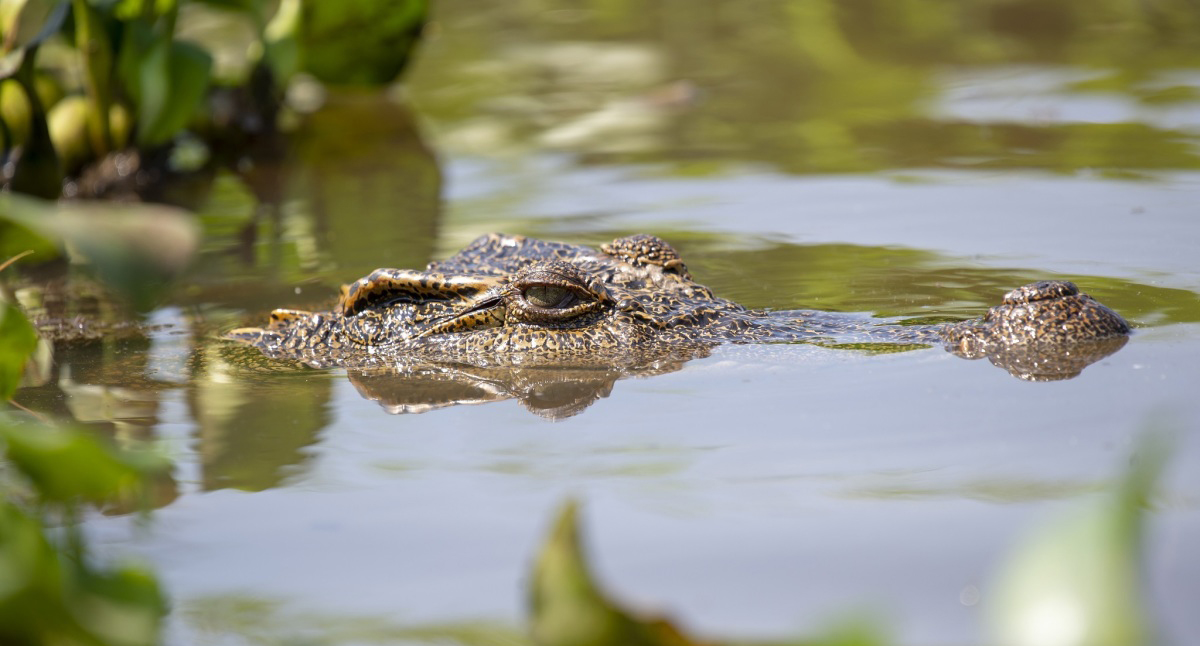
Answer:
[
  {"xmin": 0, "ymin": 502, "xmax": 49, "ymax": 600},
  {"xmin": 0, "ymin": 500, "xmax": 76, "ymax": 640},
  {"xmin": 135, "ymin": 38, "xmax": 212, "ymax": 147},
  {"xmin": 0, "ymin": 492, "xmax": 166, "ymax": 646},
  {"xmin": 987, "ymin": 436, "xmax": 1168, "ymax": 646},
  {"xmin": 1, "ymin": 0, "xmax": 69, "ymax": 54},
  {"xmin": 0, "ymin": 192, "xmax": 200, "ymax": 311},
  {"xmin": 529, "ymin": 499, "xmax": 702, "ymax": 646},
  {"xmin": 0, "ymin": 216, "xmax": 57, "ymax": 263},
  {"xmin": 71, "ymin": 0, "xmax": 114, "ymax": 155},
  {"xmin": 0, "ymin": 423, "xmax": 171, "ymax": 507},
  {"xmin": 73, "ymin": 562, "xmax": 166, "ymax": 646},
  {"xmin": 115, "ymin": 17, "xmax": 153, "ymax": 105},
  {"xmin": 0, "ymin": 0, "xmax": 69, "ymax": 79},
  {"xmin": 262, "ymin": 0, "xmax": 299, "ymax": 83},
  {"xmin": 299, "ymin": 0, "xmax": 427, "ymax": 85},
  {"xmin": 0, "ymin": 302, "xmax": 38, "ymax": 400}
]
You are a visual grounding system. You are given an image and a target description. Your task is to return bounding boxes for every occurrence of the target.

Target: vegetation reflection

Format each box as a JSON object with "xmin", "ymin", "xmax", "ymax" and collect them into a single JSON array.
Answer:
[{"xmin": 411, "ymin": 0, "xmax": 1200, "ymax": 174}]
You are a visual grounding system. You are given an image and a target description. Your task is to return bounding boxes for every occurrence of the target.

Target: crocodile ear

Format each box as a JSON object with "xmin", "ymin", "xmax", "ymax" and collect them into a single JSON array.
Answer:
[
  {"xmin": 600, "ymin": 234, "xmax": 691, "ymax": 279},
  {"xmin": 338, "ymin": 269, "xmax": 495, "ymax": 317}
]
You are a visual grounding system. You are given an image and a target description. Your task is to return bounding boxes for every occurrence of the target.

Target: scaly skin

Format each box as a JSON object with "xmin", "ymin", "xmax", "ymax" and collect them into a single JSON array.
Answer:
[{"xmin": 227, "ymin": 233, "xmax": 1131, "ymax": 380}]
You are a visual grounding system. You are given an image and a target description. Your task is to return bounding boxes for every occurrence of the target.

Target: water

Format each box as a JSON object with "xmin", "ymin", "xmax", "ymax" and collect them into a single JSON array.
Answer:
[{"xmin": 13, "ymin": 1, "xmax": 1200, "ymax": 644}]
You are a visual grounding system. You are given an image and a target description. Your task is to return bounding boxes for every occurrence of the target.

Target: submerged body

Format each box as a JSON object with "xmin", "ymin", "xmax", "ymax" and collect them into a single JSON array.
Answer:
[{"xmin": 228, "ymin": 233, "xmax": 1130, "ymax": 381}]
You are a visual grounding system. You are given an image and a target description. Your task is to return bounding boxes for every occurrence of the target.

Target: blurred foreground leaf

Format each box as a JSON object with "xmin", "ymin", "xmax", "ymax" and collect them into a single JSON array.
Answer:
[
  {"xmin": 0, "ymin": 303, "xmax": 38, "ymax": 400},
  {"xmin": 529, "ymin": 500, "xmax": 889, "ymax": 646},
  {"xmin": 0, "ymin": 477, "xmax": 166, "ymax": 646},
  {"xmin": 987, "ymin": 436, "xmax": 1168, "ymax": 646},
  {"xmin": 529, "ymin": 500, "xmax": 704, "ymax": 646},
  {"xmin": 1, "ymin": 422, "xmax": 171, "ymax": 508},
  {"xmin": 0, "ymin": 192, "xmax": 199, "ymax": 311}
]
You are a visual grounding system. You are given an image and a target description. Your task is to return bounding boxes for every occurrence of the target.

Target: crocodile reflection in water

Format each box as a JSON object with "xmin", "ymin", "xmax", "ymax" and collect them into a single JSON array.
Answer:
[{"xmin": 228, "ymin": 233, "xmax": 1130, "ymax": 417}]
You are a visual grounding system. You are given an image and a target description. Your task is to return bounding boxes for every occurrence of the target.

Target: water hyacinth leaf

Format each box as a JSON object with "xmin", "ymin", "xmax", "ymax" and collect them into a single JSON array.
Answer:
[
  {"xmin": 110, "ymin": 0, "xmax": 179, "ymax": 21},
  {"xmin": 133, "ymin": 36, "xmax": 170, "ymax": 144},
  {"xmin": 0, "ymin": 193, "xmax": 199, "ymax": 311},
  {"xmin": 0, "ymin": 302, "xmax": 38, "ymax": 400},
  {"xmin": 0, "ymin": 0, "xmax": 68, "ymax": 79},
  {"xmin": 71, "ymin": 0, "xmax": 114, "ymax": 156},
  {"xmin": 115, "ymin": 17, "xmax": 152, "ymax": 105},
  {"xmin": 135, "ymin": 38, "xmax": 212, "ymax": 148},
  {"xmin": 299, "ymin": 0, "xmax": 427, "ymax": 85},
  {"xmin": 262, "ymin": 0, "xmax": 299, "ymax": 83},
  {"xmin": 987, "ymin": 438, "xmax": 1167, "ymax": 646},
  {"xmin": 0, "ymin": 0, "xmax": 69, "ymax": 55},
  {"xmin": 529, "ymin": 499, "xmax": 701, "ymax": 646}
]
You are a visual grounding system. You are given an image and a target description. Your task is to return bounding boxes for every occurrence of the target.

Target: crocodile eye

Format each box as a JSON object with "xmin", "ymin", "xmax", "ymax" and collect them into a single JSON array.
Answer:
[
  {"xmin": 523, "ymin": 284, "xmax": 576, "ymax": 309},
  {"xmin": 506, "ymin": 262, "xmax": 611, "ymax": 324}
]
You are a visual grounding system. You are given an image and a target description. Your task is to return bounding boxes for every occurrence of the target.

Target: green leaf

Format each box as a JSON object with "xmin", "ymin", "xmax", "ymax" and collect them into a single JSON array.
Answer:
[
  {"xmin": 262, "ymin": 0, "xmax": 299, "ymax": 82},
  {"xmin": 135, "ymin": 38, "xmax": 212, "ymax": 147},
  {"xmin": 0, "ymin": 423, "xmax": 170, "ymax": 506},
  {"xmin": 987, "ymin": 437, "xmax": 1168, "ymax": 646},
  {"xmin": 0, "ymin": 502, "xmax": 49, "ymax": 600},
  {"xmin": 0, "ymin": 216, "xmax": 57, "ymax": 263},
  {"xmin": 0, "ymin": 492, "xmax": 166, "ymax": 646},
  {"xmin": 0, "ymin": 303, "xmax": 38, "ymax": 401},
  {"xmin": 529, "ymin": 499, "xmax": 699, "ymax": 646},
  {"xmin": 0, "ymin": 193, "xmax": 199, "ymax": 311},
  {"xmin": 73, "ymin": 562, "xmax": 166, "ymax": 646},
  {"xmin": 115, "ymin": 17, "xmax": 153, "ymax": 106},
  {"xmin": 299, "ymin": 0, "xmax": 427, "ymax": 85},
  {"xmin": 107, "ymin": 0, "xmax": 177, "ymax": 20},
  {"xmin": 0, "ymin": 0, "xmax": 69, "ymax": 79},
  {"xmin": 71, "ymin": 0, "xmax": 114, "ymax": 155},
  {"xmin": 1, "ymin": 0, "xmax": 69, "ymax": 55},
  {"xmin": 0, "ymin": 500, "xmax": 75, "ymax": 640}
]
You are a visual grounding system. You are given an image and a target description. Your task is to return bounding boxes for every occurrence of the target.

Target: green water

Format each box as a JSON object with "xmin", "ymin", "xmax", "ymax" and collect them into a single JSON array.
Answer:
[{"xmin": 11, "ymin": 0, "xmax": 1200, "ymax": 644}]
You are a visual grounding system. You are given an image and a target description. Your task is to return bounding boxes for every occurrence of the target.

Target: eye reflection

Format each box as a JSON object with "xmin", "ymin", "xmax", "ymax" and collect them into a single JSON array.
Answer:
[{"xmin": 523, "ymin": 285, "xmax": 574, "ymax": 309}]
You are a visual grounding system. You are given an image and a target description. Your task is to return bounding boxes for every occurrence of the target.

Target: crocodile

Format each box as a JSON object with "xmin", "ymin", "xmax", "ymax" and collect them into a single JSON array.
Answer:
[{"xmin": 228, "ymin": 233, "xmax": 1131, "ymax": 390}]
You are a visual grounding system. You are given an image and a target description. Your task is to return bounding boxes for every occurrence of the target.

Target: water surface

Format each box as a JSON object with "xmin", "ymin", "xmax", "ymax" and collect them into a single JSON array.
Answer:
[{"xmin": 13, "ymin": 1, "xmax": 1200, "ymax": 644}]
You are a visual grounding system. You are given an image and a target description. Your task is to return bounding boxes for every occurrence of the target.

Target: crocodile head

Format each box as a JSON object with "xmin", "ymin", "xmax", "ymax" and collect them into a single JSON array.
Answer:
[{"xmin": 226, "ymin": 233, "xmax": 751, "ymax": 369}]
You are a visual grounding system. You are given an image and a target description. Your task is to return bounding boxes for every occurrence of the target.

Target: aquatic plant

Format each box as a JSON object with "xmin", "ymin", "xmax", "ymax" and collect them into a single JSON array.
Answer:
[
  {"xmin": 1, "ymin": 247, "xmax": 173, "ymax": 645},
  {"xmin": 0, "ymin": 0, "xmax": 427, "ymax": 197}
]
